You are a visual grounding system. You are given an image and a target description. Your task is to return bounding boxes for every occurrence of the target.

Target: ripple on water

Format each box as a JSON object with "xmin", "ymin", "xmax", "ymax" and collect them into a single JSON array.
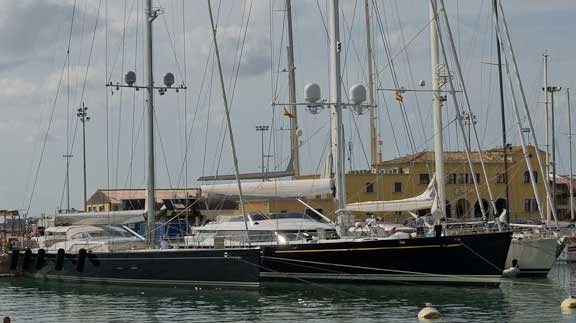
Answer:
[{"xmin": 3, "ymin": 264, "xmax": 576, "ymax": 322}]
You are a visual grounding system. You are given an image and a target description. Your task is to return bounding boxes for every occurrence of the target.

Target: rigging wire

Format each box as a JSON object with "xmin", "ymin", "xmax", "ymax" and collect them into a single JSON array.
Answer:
[
  {"xmin": 372, "ymin": 2, "xmax": 417, "ymax": 155},
  {"xmin": 391, "ymin": 0, "xmax": 428, "ymax": 147},
  {"xmin": 212, "ymin": 0, "xmax": 255, "ymax": 176},
  {"xmin": 25, "ymin": 0, "xmax": 81, "ymax": 215},
  {"xmin": 114, "ymin": 0, "xmax": 129, "ymax": 189},
  {"xmin": 127, "ymin": 0, "xmax": 140, "ymax": 192}
]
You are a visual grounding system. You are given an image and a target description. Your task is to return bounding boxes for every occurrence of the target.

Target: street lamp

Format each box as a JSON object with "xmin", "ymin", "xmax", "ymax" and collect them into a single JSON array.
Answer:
[
  {"xmin": 256, "ymin": 125, "xmax": 270, "ymax": 177},
  {"xmin": 77, "ymin": 102, "xmax": 90, "ymax": 212},
  {"xmin": 462, "ymin": 111, "xmax": 477, "ymax": 150}
]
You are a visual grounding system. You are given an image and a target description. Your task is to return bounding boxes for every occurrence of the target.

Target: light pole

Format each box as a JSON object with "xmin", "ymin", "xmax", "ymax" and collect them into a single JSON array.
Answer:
[
  {"xmin": 62, "ymin": 154, "xmax": 73, "ymax": 212},
  {"xmin": 77, "ymin": 102, "xmax": 90, "ymax": 212},
  {"xmin": 546, "ymin": 85, "xmax": 561, "ymax": 216},
  {"xmin": 462, "ymin": 111, "xmax": 477, "ymax": 151},
  {"xmin": 256, "ymin": 125, "xmax": 270, "ymax": 178}
]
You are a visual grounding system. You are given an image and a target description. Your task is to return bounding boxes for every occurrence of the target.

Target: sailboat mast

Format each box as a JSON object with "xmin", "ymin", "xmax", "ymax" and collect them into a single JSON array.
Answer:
[
  {"xmin": 330, "ymin": 0, "xmax": 346, "ymax": 209},
  {"xmin": 568, "ymin": 88, "xmax": 574, "ymax": 220},
  {"xmin": 286, "ymin": 0, "xmax": 300, "ymax": 177},
  {"xmin": 429, "ymin": 0, "xmax": 446, "ymax": 219},
  {"xmin": 144, "ymin": 0, "xmax": 157, "ymax": 247},
  {"xmin": 494, "ymin": 0, "xmax": 510, "ymax": 221},
  {"xmin": 543, "ymin": 52, "xmax": 550, "ymax": 223},
  {"xmin": 364, "ymin": 0, "xmax": 377, "ymax": 167}
]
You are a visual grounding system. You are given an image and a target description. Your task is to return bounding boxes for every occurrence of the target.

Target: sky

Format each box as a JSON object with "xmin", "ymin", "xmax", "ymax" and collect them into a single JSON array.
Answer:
[{"xmin": 0, "ymin": 0, "xmax": 575, "ymax": 216}]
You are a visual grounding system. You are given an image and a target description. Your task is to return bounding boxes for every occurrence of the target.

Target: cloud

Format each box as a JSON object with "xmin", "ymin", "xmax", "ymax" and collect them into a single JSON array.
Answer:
[{"xmin": 0, "ymin": 2, "xmax": 76, "ymax": 59}]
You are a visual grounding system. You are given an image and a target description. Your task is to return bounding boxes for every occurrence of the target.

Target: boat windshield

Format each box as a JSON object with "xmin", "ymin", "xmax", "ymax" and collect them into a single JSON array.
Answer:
[
  {"xmin": 225, "ymin": 213, "xmax": 268, "ymax": 222},
  {"xmin": 191, "ymin": 229, "xmax": 337, "ymax": 245},
  {"xmin": 71, "ymin": 228, "xmax": 134, "ymax": 239},
  {"xmin": 267, "ymin": 212, "xmax": 315, "ymax": 220}
]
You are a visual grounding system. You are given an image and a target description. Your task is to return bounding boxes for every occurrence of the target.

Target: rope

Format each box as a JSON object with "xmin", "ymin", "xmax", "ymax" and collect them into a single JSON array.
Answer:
[
  {"xmin": 460, "ymin": 240, "xmax": 503, "ymax": 272},
  {"xmin": 25, "ymin": 1, "xmax": 79, "ymax": 217},
  {"xmin": 263, "ymin": 255, "xmax": 499, "ymax": 282}
]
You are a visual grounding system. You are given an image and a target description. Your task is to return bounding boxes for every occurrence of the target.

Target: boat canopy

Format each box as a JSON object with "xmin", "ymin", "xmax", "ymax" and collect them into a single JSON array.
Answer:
[
  {"xmin": 54, "ymin": 210, "xmax": 146, "ymax": 226},
  {"xmin": 201, "ymin": 178, "xmax": 333, "ymax": 199},
  {"xmin": 346, "ymin": 178, "xmax": 436, "ymax": 213}
]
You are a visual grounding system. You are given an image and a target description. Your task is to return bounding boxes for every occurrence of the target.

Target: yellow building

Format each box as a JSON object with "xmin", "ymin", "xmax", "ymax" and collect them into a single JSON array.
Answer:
[
  {"xmin": 246, "ymin": 146, "xmax": 548, "ymax": 222},
  {"xmin": 86, "ymin": 188, "xmax": 200, "ymax": 212}
]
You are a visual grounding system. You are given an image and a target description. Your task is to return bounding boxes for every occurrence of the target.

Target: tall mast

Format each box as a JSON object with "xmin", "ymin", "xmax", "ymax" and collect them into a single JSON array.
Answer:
[
  {"xmin": 493, "ymin": 0, "xmax": 510, "ymax": 221},
  {"xmin": 286, "ymin": 0, "xmax": 300, "ymax": 177},
  {"xmin": 330, "ymin": 0, "xmax": 346, "ymax": 209},
  {"xmin": 496, "ymin": 1, "xmax": 558, "ymax": 225},
  {"xmin": 364, "ymin": 0, "xmax": 377, "ymax": 167},
  {"xmin": 551, "ymin": 82, "xmax": 557, "ymax": 221},
  {"xmin": 543, "ymin": 52, "xmax": 550, "ymax": 223},
  {"xmin": 430, "ymin": 0, "xmax": 446, "ymax": 219},
  {"xmin": 144, "ymin": 0, "xmax": 157, "ymax": 247},
  {"xmin": 568, "ymin": 88, "xmax": 574, "ymax": 221}
]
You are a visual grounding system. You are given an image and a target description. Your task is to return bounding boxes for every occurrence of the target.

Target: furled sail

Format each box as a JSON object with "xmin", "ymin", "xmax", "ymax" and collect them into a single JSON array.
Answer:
[
  {"xmin": 54, "ymin": 210, "xmax": 146, "ymax": 226},
  {"xmin": 201, "ymin": 178, "xmax": 333, "ymax": 199},
  {"xmin": 346, "ymin": 178, "xmax": 436, "ymax": 212}
]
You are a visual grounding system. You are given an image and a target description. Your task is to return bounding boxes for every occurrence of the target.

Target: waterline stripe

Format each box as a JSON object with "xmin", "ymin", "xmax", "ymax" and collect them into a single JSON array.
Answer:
[{"xmin": 274, "ymin": 243, "xmax": 462, "ymax": 254}]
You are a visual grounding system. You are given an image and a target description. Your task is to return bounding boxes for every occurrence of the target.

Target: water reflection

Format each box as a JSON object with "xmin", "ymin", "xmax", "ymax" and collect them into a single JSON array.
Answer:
[{"xmin": 2, "ymin": 264, "xmax": 576, "ymax": 323}]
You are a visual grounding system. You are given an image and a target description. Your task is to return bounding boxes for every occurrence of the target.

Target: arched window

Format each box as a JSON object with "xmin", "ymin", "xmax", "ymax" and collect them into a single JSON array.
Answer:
[
  {"xmin": 495, "ymin": 199, "xmax": 507, "ymax": 215},
  {"xmin": 474, "ymin": 199, "xmax": 490, "ymax": 218},
  {"xmin": 455, "ymin": 199, "xmax": 470, "ymax": 218}
]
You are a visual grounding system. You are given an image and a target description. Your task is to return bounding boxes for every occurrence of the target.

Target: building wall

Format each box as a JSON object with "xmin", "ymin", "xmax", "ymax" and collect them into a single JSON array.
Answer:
[{"xmin": 257, "ymin": 147, "xmax": 549, "ymax": 222}]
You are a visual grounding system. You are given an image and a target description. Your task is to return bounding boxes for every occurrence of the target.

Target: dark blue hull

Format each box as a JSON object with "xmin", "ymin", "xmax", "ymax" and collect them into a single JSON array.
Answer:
[
  {"xmin": 261, "ymin": 231, "xmax": 512, "ymax": 287},
  {"xmin": 14, "ymin": 248, "xmax": 261, "ymax": 289}
]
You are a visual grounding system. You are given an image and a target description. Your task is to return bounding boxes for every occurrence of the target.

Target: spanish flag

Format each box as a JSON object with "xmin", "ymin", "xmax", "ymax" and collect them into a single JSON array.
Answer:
[
  {"xmin": 283, "ymin": 107, "xmax": 296, "ymax": 119},
  {"xmin": 394, "ymin": 92, "xmax": 404, "ymax": 102}
]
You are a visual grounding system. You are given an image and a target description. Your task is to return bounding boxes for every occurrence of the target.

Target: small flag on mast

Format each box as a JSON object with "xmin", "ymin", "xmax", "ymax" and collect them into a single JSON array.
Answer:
[
  {"xmin": 394, "ymin": 92, "xmax": 404, "ymax": 102},
  {"xmin": 283, "ymin": 107, "xmax": 296, "ymax": 119}
]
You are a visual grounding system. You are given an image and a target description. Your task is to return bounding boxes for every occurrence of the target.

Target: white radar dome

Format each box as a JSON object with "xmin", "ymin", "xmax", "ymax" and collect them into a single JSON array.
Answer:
[
  {"xmin": 125, "ymin": 71, "xmax": 137, "ymax": 86},
  {"xmin": 304, "ymin": 83, "xmax": 321, "ymax": 104},
  {"xmin": 349, "ymin": 84, "xmax": 367, "ymax": 105}
]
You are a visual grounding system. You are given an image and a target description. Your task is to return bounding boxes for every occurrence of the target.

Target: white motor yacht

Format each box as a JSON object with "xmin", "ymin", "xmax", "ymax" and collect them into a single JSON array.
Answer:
[{"xmin": 34, "ymin": 225, "xmax": 146, "ymax": 253}]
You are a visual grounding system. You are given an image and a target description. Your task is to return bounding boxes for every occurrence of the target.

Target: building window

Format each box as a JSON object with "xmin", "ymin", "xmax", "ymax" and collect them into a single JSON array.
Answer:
[
  {"xmin": 496, "ymin": 173, "xmax": 507, "ymax": 184},
  {"xmin": 99, "ymin": 206, "xmax": 104, "ymax": 212},
  {"xmin": 558, "ymin": 193, "xmax": 569, "ymax": 206},
  {"xmin": 419, "ymin": 173, "xmax": 430, "ymax": 185},
  {"xmin": 393, "ymin": 182, "xmax": 402, "ymax": 193},
  {"xmin": 365, "ymin": 182, "xmax": 374, "ymax": 193},
  {"xmin": 524, "ymin": 198, "xmax": 538, "ymax": 212},
  {"xmin": 448, "ymin": 173, "xmax": 457, "ymax": 184},
  {"xmin": 523, "ymin": 171, "xmax": 538, "ymax": 183}
]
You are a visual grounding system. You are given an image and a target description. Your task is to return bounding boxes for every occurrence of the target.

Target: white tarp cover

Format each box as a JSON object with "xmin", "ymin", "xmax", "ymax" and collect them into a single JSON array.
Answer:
[
  {"xmin": 201, "ymin": 178, "xmax": 333, "ymax": 198},
  {"xmin": 346, "ymin": 179, "xmax": 436, "ymax": 212},
  {"xmin": 54, "ymin": 210, "xmax": 146, "ymax": 225}
]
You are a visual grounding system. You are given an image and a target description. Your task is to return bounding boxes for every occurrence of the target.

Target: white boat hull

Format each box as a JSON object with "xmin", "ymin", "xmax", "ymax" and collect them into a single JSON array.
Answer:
[{"xmin": 505, "ymin": 236, "xmax": 561, "ymax": 277}]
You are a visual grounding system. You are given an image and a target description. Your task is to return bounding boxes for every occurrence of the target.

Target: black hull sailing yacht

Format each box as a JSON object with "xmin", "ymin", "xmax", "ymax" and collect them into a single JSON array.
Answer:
[
  {"xmin": 16, "ymin": 0, "xmax": 261, "ymax": 289},
  {"xmin": 261, "ymin": 232, "xmax": 511, "ymax": 286},
  {"xmin": 196, "ymin": 0, "xmax": 513, "ymax": 287}
]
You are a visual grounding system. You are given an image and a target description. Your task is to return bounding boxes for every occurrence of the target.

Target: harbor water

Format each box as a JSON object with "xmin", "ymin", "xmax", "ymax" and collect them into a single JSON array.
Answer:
[{"xmin": 2, "ymin": 263, "xmax": 576, "ymax": 323}]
